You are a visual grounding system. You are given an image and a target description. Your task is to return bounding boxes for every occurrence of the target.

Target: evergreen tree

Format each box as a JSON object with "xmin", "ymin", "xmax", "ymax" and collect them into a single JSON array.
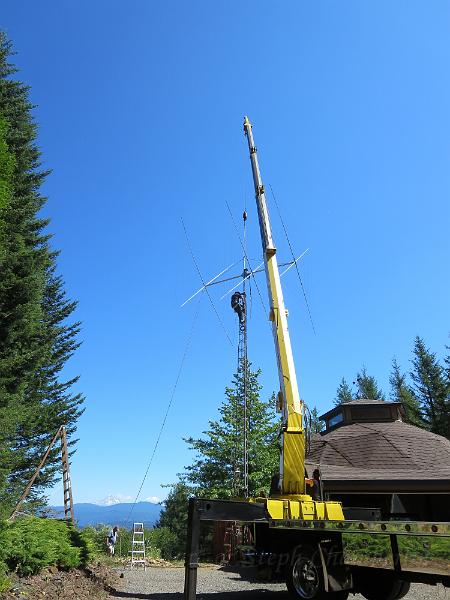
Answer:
[
  {"xmin": 389, "ymin": 358, "xmax": 423, "ymax": 427},
  {"xmin": 0, "ymin": 32, "xmax": 84, "ymax": 513},
  {"xmin": 156, "ymin": 482, "xmax": 192, "ymax": 558},
  {"xmin": 444, "ymin": 345, "xmax": 450, "ymax": 384},
  {"xmin": 0, "ymin": 114, "xmax": 16, "ymax": 498},
  {"xmin": 355, "ymin": 367, "xmax": 385, "ymax": 400},
  {"xmin": 309, "ymin": 406, "xmax": 324, "ymax": 433},
  {"xmin": 183, "ymin": 360, "xmax": 279, "ymax": 498},
  {"xmin": 410, "ymin": 337, "xmax": 449, "ymax": 438},
  {"xmin": 334, "ymin": 377, "xmax": 353, "ymax": 406}
]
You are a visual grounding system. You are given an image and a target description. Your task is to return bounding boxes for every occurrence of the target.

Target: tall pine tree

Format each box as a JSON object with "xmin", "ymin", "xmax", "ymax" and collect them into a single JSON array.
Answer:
[
  {"xmin": 389, "ymin": 358, "xmax": 423, "ymax": 427},
  {"xmin": 156, "ymin": 482, "xmax": 192, "ymax": 558},
  {"xmin": 410, "ymin": 337, "xmax": 449, "ymax": 438},
  {"xmin": 309, "ymin": 406, "xmax": 324, "ymax": 433},
  {"xmin": 355, "ymin": 367, "xmax": 385, "ymax": 400},
  {"xmin": 183, "ymin": 360, "xmax": 279, "ymax": 498},
  {"xmin": 444, "ymin": 345, "xmax": 450, "ymax": 384},
  {"xmin": 0, "ymin": 32, "xmax": 84, "ymax": 514},
  {"xmin": 334, "ymin": 377, "xmax": 353, "ymax": 406}
]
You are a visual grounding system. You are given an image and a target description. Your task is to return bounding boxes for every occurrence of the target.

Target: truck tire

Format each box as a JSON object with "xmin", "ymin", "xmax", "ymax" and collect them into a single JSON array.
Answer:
[
  {"xmin": 358, "ymin": 574, "xmax": 410, "ymax": 600},
  {"xmin": 394, "ymin": 581, "xmax": 411, "ymax": 599},
  {"xmin": 286, "ymin": 545, "xmax": 349, "ymax": 599},
  {"xmin": 286, "ymin": 545, "xmax": 327, "ymax": 599}
]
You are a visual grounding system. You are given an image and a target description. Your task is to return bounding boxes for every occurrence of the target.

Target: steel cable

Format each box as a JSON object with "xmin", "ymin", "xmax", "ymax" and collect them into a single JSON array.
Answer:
[
  {"xmin": 182, "ymin": 218, "xmax": 234, "ymax": 347},
  {"xmin": 269, "ymin": 184, "xmax": 316, "ymax": 335},
  {"xmin": 126, "ymin": 298, "xmax": 201, "ymax": 522}
]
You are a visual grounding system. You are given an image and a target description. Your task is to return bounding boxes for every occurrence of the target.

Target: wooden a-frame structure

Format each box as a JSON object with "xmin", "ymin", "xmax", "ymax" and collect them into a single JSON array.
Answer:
[{"xmin": 9, "ymin": 425, "xmax": 75, "ymax": 525}]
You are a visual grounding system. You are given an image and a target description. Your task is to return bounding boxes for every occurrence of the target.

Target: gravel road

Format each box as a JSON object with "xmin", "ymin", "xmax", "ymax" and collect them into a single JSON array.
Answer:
[{"xmin": 110, "ymin": 566, "xmax": 448, "ymax": 600}]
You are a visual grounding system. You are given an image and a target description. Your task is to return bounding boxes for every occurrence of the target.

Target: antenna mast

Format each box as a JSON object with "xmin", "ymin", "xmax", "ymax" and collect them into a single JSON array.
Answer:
[{"xmin": 230, "ymin": 210, "xmax": 249, "ymax": 498}]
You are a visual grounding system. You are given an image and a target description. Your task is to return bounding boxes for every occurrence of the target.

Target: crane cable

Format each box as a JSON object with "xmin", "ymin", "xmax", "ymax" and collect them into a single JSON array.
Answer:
[
  {"xmin": 225, "ymin": 200, "xmax": 267, "ymax": 315},
  {"xmin": 126, "ymin": 298, "xmax": 201, "ymax": 522},
  {"xmin": 269, "ymin": 184, "xmax": 316, "ymax": 335}
]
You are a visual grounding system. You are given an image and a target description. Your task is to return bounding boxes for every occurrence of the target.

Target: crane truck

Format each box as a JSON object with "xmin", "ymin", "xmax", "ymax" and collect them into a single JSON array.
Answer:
[{"xmin": 184, "ymin": 117, "xmax": 450, "ymax": 600}]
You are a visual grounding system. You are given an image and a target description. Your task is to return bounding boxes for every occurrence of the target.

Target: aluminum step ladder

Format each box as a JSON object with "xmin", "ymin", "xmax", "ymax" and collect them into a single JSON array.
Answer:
[{"xmin": 130, "ymin": 522, "xmax": 146, "ymax": 569}]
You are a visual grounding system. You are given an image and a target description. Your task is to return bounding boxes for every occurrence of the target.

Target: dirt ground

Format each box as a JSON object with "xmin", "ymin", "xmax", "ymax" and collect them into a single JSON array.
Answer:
[{"xmin": 1, "ymin": 562, "xmax": 118, "ymax": 600}]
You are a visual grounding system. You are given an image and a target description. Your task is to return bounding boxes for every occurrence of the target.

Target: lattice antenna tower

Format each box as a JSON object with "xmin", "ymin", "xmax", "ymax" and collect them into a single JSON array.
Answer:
[{"xmin": 230, "ymin": 210, "xmax": 249, "ymax": 498}]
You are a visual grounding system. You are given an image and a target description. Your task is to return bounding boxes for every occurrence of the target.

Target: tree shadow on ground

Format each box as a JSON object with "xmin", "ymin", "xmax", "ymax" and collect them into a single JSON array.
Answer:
[{"xmin": 109, "ymin": 590, "xmax": 287, "ymax": 599}]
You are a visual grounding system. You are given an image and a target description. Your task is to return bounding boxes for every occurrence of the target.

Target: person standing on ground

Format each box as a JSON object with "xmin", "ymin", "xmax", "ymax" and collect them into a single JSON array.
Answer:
[{"xmin": 107, "ymin": 526, "xmax": 119, "ymax": 555}]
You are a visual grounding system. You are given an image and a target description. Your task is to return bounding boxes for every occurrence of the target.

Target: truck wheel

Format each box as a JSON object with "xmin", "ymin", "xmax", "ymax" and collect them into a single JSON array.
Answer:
[
  {"xmin": 286, "ymin": 545, "xmax": 326, "ymax": 599},
  {"xmin": 358, "ymin": 575, "xmax": 410, "ymax": 600},
  {"xmin": 394, "ymin": 581, "xmax": 411, "ymax": 599}
]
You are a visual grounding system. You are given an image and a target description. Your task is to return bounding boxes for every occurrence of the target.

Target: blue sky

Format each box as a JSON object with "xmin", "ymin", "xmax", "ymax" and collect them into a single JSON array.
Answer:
[{"xmin": 2, "ymin": 1, "xmax": 449, "ymax": 505}]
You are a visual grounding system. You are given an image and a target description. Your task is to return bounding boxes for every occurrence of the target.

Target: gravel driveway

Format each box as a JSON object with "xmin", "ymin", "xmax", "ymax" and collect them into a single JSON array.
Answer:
[{"xmin": 110, "ymin": 566, "xmax": 448, "ymax": 600}]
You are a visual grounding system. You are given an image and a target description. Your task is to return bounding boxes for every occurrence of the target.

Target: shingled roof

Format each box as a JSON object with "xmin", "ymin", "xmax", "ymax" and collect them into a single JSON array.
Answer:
[{"xmin": 305, "ymin": 418, "xmax": 450, "ymax": 493}]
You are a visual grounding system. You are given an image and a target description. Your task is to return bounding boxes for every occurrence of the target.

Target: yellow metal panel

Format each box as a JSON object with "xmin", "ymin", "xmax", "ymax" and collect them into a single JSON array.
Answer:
[
  {"xmin": 261, "ymin": 497, "xmax": 344, "ymax": 521},
  {"xmin": 289, "ymin": 501, "xmax": 300, "ymax": 519},
  {"xmin": 314, "ymin": 502, "xmax": 325, "ymax": 520},
  {"xmin": 325, "ymin": 502, "xmax": 345, "ymax": 520},
  {"xmin": 266, "ymin": 499, "xmax": 284, "ymax": 520},
  {"xmin": 300, "ymin": 501, "xmax": 315, "ymax": 520}
]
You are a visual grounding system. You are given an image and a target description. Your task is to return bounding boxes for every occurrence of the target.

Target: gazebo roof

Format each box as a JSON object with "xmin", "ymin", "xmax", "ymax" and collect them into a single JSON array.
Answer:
[{"xmin": 306, "ymin": 419, "xmax": 450, "ymax": 493}]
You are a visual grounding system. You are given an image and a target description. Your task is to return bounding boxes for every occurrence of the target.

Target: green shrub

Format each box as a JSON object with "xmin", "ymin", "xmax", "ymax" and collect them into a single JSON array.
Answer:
[
  {"xmin": 0, "ymin": 541, "xmax": 11, "ymax": 593},
  {"xmin": 0, "ymin": 573, "xmax": 11, "ymax": 593},
  {"xmin": 0, "ymin": 517, "xmax": 91, "ymax": 576},
  {"xmin": 78, "ymin": 525, "xmax": 110, "ymax": 557},
  {"xmin": 148, "ymin": 527, "xmax": 178, "ymax": 560}
]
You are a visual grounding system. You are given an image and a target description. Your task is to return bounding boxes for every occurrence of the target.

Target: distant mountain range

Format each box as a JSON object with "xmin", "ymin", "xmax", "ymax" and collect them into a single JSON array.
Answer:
[{"xmin": 49, "ymin": 501, "xmax": 161, "ymax": 528}]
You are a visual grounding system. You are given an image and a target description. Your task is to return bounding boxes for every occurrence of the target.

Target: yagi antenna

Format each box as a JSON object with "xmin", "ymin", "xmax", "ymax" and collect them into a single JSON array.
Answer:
[
  {"xmin": 219, "ymin": 252, "xmax": 309, "ymax": 300},
  {"xmin": 181, "ymin": 254, "xmax": 310, "ymax": 306},
  {"xmin": 279, "ymin": 248, "xmax": 309, "ymax": 277},
  {"xmin": 180, "ymin": 260, "xmax": 240, "ymax": 307},
  {"xmin": 220, "ymin": 262, "xmax": 264, "ymax": 300}
]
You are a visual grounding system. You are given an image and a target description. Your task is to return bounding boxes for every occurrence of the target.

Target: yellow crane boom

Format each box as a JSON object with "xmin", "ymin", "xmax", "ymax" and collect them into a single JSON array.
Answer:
[{"xmin": 243, "ymin": 116, "xmax": 306, "ymax": 496}]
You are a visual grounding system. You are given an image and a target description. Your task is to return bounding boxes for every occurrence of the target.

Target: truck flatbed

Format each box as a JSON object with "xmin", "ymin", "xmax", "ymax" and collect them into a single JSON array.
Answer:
[{"xmin": 184, "ymin": 498, "xmax": 450, "ymax": 600}]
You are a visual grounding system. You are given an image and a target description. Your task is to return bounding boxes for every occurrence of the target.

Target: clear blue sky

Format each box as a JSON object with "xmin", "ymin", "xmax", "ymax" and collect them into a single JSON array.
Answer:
[{"xmin": 2, "ymin": 1, "xmax": 449, "ymax": 505}]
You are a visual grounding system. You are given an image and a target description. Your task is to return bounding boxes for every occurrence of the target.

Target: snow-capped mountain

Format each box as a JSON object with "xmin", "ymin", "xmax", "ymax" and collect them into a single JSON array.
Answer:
[
  {"xmin": 97, "ymin": 494, "xmax": 133, "ymax": 506},
  {"xmin": 48, "ymin": 501, "xmax": 161, "ymax": 528}
]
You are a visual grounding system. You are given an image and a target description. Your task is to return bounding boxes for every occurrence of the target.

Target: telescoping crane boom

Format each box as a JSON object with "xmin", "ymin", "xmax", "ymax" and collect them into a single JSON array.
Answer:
[
  {"xmin": 243, "ymin": 117, "xmax": 305, "ymax": 496},
  {"xmin": 243, "ymin": 117, "xmax": 343, "ymax": 519}
]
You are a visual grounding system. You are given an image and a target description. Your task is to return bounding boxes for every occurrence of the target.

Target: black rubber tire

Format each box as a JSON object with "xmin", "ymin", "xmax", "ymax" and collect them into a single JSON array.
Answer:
[
  {"xmin": 393, "ymin": 580, "xmax": 411, "ymax": 599},
  {"xmin": 358, "ymin": 574, "xmax": 411, "ymax": 600},
  {"xmin": 286, "ymin": 545, "xmax": 327, "ymax": 600}
]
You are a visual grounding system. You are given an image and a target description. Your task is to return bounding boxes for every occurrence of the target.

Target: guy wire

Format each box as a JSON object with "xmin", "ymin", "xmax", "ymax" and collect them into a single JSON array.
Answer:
[
  {"xmin": 126, "ymin": 297, "xmax": 201, "ymax": 521},
  {"xmin": 181, "ymin": 218, "xmax": 233, "ymax": 347},
  {"xmin": 269, "ymin": 184, "xmax": 316, "ymax": 335}
]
